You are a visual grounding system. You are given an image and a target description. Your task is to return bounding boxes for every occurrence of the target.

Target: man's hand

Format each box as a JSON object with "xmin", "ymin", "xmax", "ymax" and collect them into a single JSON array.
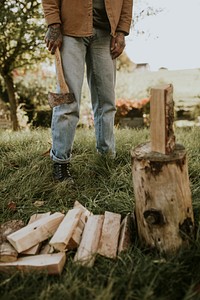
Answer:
[
  {"xmin": 45, "ymin": 24, "xmax": 63, "ymax": 55},
  {"xmin": 111, "ymin": 32, "xmax": 126, "ymax": 59}
]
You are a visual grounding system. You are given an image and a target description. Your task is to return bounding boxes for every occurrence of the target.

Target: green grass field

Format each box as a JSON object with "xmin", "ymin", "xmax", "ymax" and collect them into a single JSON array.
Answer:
[{"xmin": 0, "ymin": 127, "xmax": 200, "ymax": 300}]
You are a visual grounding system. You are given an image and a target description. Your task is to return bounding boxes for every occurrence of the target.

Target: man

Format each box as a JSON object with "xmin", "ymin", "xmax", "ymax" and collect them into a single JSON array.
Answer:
[{"xmin": 42, "ymin": 0, "xmax": 133, "ymax": 182}]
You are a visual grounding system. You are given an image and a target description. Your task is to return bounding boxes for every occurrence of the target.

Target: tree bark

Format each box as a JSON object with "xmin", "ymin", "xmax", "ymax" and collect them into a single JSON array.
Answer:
[{"xmin": 4, "ymin": 73, "xmax": 19, "ymax": 131}]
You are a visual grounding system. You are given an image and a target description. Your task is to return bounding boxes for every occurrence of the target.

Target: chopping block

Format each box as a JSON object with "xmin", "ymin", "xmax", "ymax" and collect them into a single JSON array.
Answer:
[{"xmin": 131, "ymin": 84, "xmax": 194, "ymax": 254}]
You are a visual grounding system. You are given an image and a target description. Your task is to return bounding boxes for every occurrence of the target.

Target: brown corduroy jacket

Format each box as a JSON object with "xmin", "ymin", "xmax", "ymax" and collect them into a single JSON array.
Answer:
[{"xmin": 42, "ymin": 0, "xmax": 133, "ymax": 37}]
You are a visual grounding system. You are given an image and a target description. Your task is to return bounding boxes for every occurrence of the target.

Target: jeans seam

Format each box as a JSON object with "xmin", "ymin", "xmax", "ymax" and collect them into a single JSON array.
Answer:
[{"xmin": 89, "ymin": 52, "xmax": 102, "ymax": 150}]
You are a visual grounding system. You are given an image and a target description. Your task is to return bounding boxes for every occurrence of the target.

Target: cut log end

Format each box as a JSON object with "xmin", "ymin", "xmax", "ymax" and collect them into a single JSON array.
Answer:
[{"xmin": 131, "ymin": 142, "xmax": 186, "ymax": 161}]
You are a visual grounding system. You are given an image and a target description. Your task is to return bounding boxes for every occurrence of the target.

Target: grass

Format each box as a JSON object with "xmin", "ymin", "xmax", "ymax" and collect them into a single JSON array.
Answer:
[{"xmin": 0, "ymin": 126, "xmax": 200, "ymax": 300}]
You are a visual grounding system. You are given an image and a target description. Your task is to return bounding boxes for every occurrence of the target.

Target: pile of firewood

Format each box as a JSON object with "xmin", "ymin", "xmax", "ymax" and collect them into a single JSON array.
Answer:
[{"xmin": 0, "ymin": 201, "xmax": 133, "ymax": 275}]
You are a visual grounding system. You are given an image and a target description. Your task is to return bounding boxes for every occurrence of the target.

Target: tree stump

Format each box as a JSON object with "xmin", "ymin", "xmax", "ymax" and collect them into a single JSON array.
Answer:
[{"xmin": 131, "ymin": 84, "xmax": 194, "ymax": 254}]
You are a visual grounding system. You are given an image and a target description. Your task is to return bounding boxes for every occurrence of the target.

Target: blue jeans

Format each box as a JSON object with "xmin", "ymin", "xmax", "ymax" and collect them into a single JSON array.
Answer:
[{"xmin": 50, "ymin": 28, "xmax": 116, "ymax": 163}]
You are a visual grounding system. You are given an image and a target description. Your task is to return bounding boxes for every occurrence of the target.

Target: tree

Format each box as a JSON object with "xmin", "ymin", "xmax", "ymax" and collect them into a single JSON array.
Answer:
[
  {"xmin": 0, "ymin": 0, "xmax": 162, "ymax": 130},
  {"xmin": 0, "ymin": 0, "xmax": 47, "ymax": 130},
  {"xmin": 132, "ymin": 0, "xmax": 164, "ymax": 35}
]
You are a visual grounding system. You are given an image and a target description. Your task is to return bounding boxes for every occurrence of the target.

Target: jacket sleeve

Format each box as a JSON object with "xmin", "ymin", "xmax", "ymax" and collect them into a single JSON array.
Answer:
[
  {"xmin": 116, "ymin": 0, "xmax": 133, "ymax": 35},
  {"xmin": 42, "ymin": 0, "xmax": 61, "ymax": 26}
]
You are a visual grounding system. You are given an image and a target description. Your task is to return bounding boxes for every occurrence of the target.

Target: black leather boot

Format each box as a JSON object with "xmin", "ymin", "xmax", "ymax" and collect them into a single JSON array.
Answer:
[{"xmin": 53, "ymin": 162, "xmax": 74, "ymax": 183}]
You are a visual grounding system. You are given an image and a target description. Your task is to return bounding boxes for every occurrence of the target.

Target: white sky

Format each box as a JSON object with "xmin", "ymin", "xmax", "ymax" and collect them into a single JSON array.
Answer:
[{"xmin": 125, "ymin": 0, "xmax": 200, "ymax": 70}]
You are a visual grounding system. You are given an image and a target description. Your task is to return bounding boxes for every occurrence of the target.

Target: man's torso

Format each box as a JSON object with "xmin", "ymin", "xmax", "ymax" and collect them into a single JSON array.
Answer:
[{"xmin": 93, "ymin": 0, "xmax": 110, "ymax": 31}]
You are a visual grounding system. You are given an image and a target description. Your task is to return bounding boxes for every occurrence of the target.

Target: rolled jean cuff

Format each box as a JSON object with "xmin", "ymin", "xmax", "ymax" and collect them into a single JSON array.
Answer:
[{"xmin": 50, "ymin": 149, "xmax": 71, "ymax": 164}]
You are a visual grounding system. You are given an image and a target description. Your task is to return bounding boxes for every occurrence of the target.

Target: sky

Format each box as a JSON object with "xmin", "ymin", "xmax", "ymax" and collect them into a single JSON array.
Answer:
[{"xmin": 125, "ymin": 0, "xmax": 200, "ymax": 71}]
